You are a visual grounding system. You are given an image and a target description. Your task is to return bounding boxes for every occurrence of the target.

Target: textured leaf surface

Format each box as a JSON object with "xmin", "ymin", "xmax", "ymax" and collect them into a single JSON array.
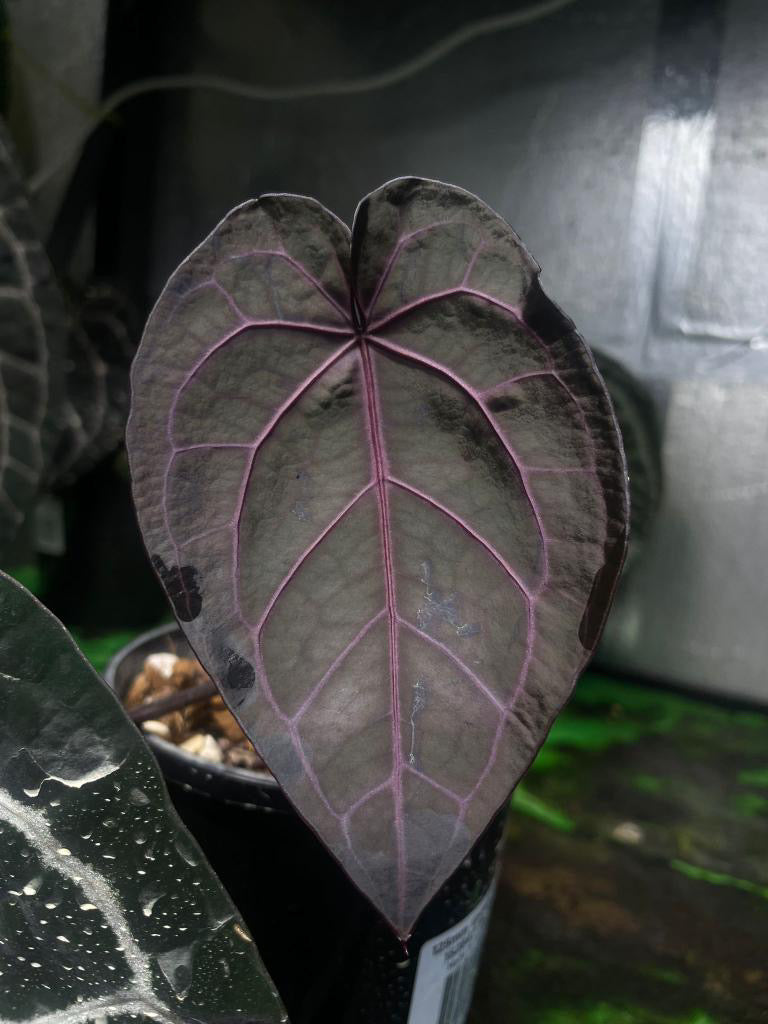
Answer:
[
  {"xmin": 0, "ymin": 122, "xmax": 67, "ymax": 553},
  {"xmin": 127, "ymin": 178, "xmax": 628, "ymax": 936},
  {"xmin": 0, "ymin": 571, "xmax": 286, "ymax": 1023}
]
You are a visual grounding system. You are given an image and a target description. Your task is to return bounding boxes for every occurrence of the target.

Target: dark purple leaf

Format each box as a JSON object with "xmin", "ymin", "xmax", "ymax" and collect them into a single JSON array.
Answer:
[
  {"xmin": 127, "ymin": 178, "xmax": 628, "ymax": 937},
  {"xmin": 0, "ymin": 120, "xmax": 67, "ymax": 553},
  {"xmin": 0, "ymin": 570, "xmax": 286, "ymax": 1022}
]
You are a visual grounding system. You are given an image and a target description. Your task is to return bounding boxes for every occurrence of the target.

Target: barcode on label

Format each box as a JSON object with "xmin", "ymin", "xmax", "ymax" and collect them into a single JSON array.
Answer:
[
  {"xmin": 407, "ymin": 881, "xmax": 496, "ymax": 1024},
  {"xmin": 436, "ymin": 954, "xmax": 478, "ymax": 1024}
]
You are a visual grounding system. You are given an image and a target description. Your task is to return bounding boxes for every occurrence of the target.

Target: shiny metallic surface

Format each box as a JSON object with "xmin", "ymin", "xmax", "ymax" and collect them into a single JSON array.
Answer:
[
  {"xmin": 598, "ymin": 0, "xmax": 768, "ymax": 700},
  {"xmin": 602, "ymin": 378, "xmax": 768, "ymax": 698}
]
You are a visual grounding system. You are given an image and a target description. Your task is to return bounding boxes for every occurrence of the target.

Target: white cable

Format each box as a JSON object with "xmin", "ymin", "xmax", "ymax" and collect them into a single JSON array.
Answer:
[{"xmin": 28, "ymin": 0, "xmax": 579, "ymax": 192}]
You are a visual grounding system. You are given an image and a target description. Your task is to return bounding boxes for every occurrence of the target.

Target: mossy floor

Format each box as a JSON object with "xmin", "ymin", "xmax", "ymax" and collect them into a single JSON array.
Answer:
[{"xmin": 471, "ymin": 672, "xmax": 768, "ymax": 1023}]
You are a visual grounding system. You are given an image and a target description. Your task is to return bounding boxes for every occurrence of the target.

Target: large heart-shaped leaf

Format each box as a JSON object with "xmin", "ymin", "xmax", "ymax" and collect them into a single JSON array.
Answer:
[
  {"xmin": 0, "ymin": 571, "xmax": 286, "ymax": 1023},
  {"xmin": 127, "ymin": 178, "xmax": 628, "ymax": 937}
]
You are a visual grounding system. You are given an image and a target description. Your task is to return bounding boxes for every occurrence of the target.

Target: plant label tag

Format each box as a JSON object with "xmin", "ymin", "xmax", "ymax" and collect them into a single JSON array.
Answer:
[{"xmin": 407, "ymin": 879, "xmax": 496, "ymax": 1024}]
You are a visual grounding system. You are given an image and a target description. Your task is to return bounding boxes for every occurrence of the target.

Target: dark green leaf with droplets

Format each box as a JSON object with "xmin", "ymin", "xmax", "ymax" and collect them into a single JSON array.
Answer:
[{"xmin": 0, "ymin": 570, "xmax": 286, "ymax": 1023}]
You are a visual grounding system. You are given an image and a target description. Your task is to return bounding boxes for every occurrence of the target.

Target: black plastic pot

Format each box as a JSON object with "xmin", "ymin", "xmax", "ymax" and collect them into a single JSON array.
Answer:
[{"xmin": 106, "ymin": 625, "xmax": 506, "ymax": 1024}]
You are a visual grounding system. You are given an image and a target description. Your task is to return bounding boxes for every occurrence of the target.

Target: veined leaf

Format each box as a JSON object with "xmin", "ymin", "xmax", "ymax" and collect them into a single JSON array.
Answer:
[
  {"xmin": 0, "ymin": 571, "xmax": 286, "ymax": 1023},
  {"xmin": 127, "ymin": 177, "xmax": 628, "ymax": 936},
  {"xmin": 0, "ymin": 121, "xmax": 67, "ymax": 554}
]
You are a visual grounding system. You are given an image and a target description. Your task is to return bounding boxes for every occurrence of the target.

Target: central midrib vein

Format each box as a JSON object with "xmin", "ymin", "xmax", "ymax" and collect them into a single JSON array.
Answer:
[{"xmin": 358, "ymin": 336, "xmax": 406, "ymax": 924}]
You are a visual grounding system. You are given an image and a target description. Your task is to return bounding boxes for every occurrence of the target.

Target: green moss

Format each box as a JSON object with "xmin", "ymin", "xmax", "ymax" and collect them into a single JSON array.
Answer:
[
  {"xmin": 632, "ymin": 774, "xmax": 664, "ymax": 794},
  {"xmin": 546, "ymin": 714, "xmax": 647, "ymax": 753},
  {"xmin": 537, "ymin": 1005, "xmax": 720, "ymax": 1024},
  {"xmin": 72, "ymin": 629, "xmax": 139, "ymax": 674},
  {"xmin": 7, "ymin": 563, "xmax": 42, "ymax": 596},
  {"xmin": 538, "ymin": 1005, "xmax": 637, "ymax": 1024},
  {"xmin": 512, "ymin": 785, "xmax": 576, "ymax": 833},
  {"xmin": 670, "ymin": 859, "xmax": 768, "ymax": 901},
  {"xmin": 575, "ymin": 673, "xmax": 765, "ymax": 734},
  {"xmin": 480, "ymin": 949, "xmax": 722, "ymax": 1024},
  {"xmin": 527, "ymin": 747, "xmax": 573, "ymax": 775},
  {"xmin": 572, "ymin": 673, "xmax": 689, "ymax": 723},
  {"xmin": 739, "ymin": 767, "xmax": 768, "ymax": 788},
  {"xmin": 732, "ymin": 792, "xmax": 768, "ymax": 817},
  {"xmin": 641, "ymin": 965, "xmax": 685, "ymax": 986},
  {"xmin": 541, "ymin": 672, "xmax": 697, "ymax": 756}
]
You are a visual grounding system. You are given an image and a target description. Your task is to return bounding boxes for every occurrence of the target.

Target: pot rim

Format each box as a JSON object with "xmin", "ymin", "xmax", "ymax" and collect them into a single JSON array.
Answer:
[{"xmin": 104, "ymin": 623, "xmax": 287, "ymax": 807}]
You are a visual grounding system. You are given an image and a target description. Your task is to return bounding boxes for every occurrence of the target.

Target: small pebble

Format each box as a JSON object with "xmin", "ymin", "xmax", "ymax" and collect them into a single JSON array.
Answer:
[
  {"xmin": 145, "ymin": 653, "xmax": 179, "ymax": 679},
  {"xmin": 612, "ymin": 821, "xmax": 644, "ymax": 845},
  {"xmin": 171, "ymin": 657, "xmax": 207, "ymax": 689},
  {"xmin": 179, "ymin": 733, "xmax": 206, "ymax": 755},
  {"xmin": 141, "ymin": 720, "xmax": 171, "ymax": 739},
  {"xmin": 129, "ymin": 654, "xmax": 267, "ymax": 776},
  {"xmin": 225, "ymin": 746, "xmax": 264, "ymax": 771},
  {"xmin": 211, "ymin": 707, "xmax": 248, "ymax": 744},
  {"xmin": 124, "ymin": 672, "xmax": 152, "ymax": 708},
  {"xmin": 160, "ymin": 710, "xmax": 186, "ymax": 742},
  {"xmin": 197, "ymin": 734, "xmax": 223, "ymax": 764}
]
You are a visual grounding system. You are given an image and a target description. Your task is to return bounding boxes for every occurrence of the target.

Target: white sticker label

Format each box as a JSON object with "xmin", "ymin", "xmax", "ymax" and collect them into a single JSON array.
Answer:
[{"xmin": 407, "ymin": 881, "xmax": 496, "ymax": 1024}]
